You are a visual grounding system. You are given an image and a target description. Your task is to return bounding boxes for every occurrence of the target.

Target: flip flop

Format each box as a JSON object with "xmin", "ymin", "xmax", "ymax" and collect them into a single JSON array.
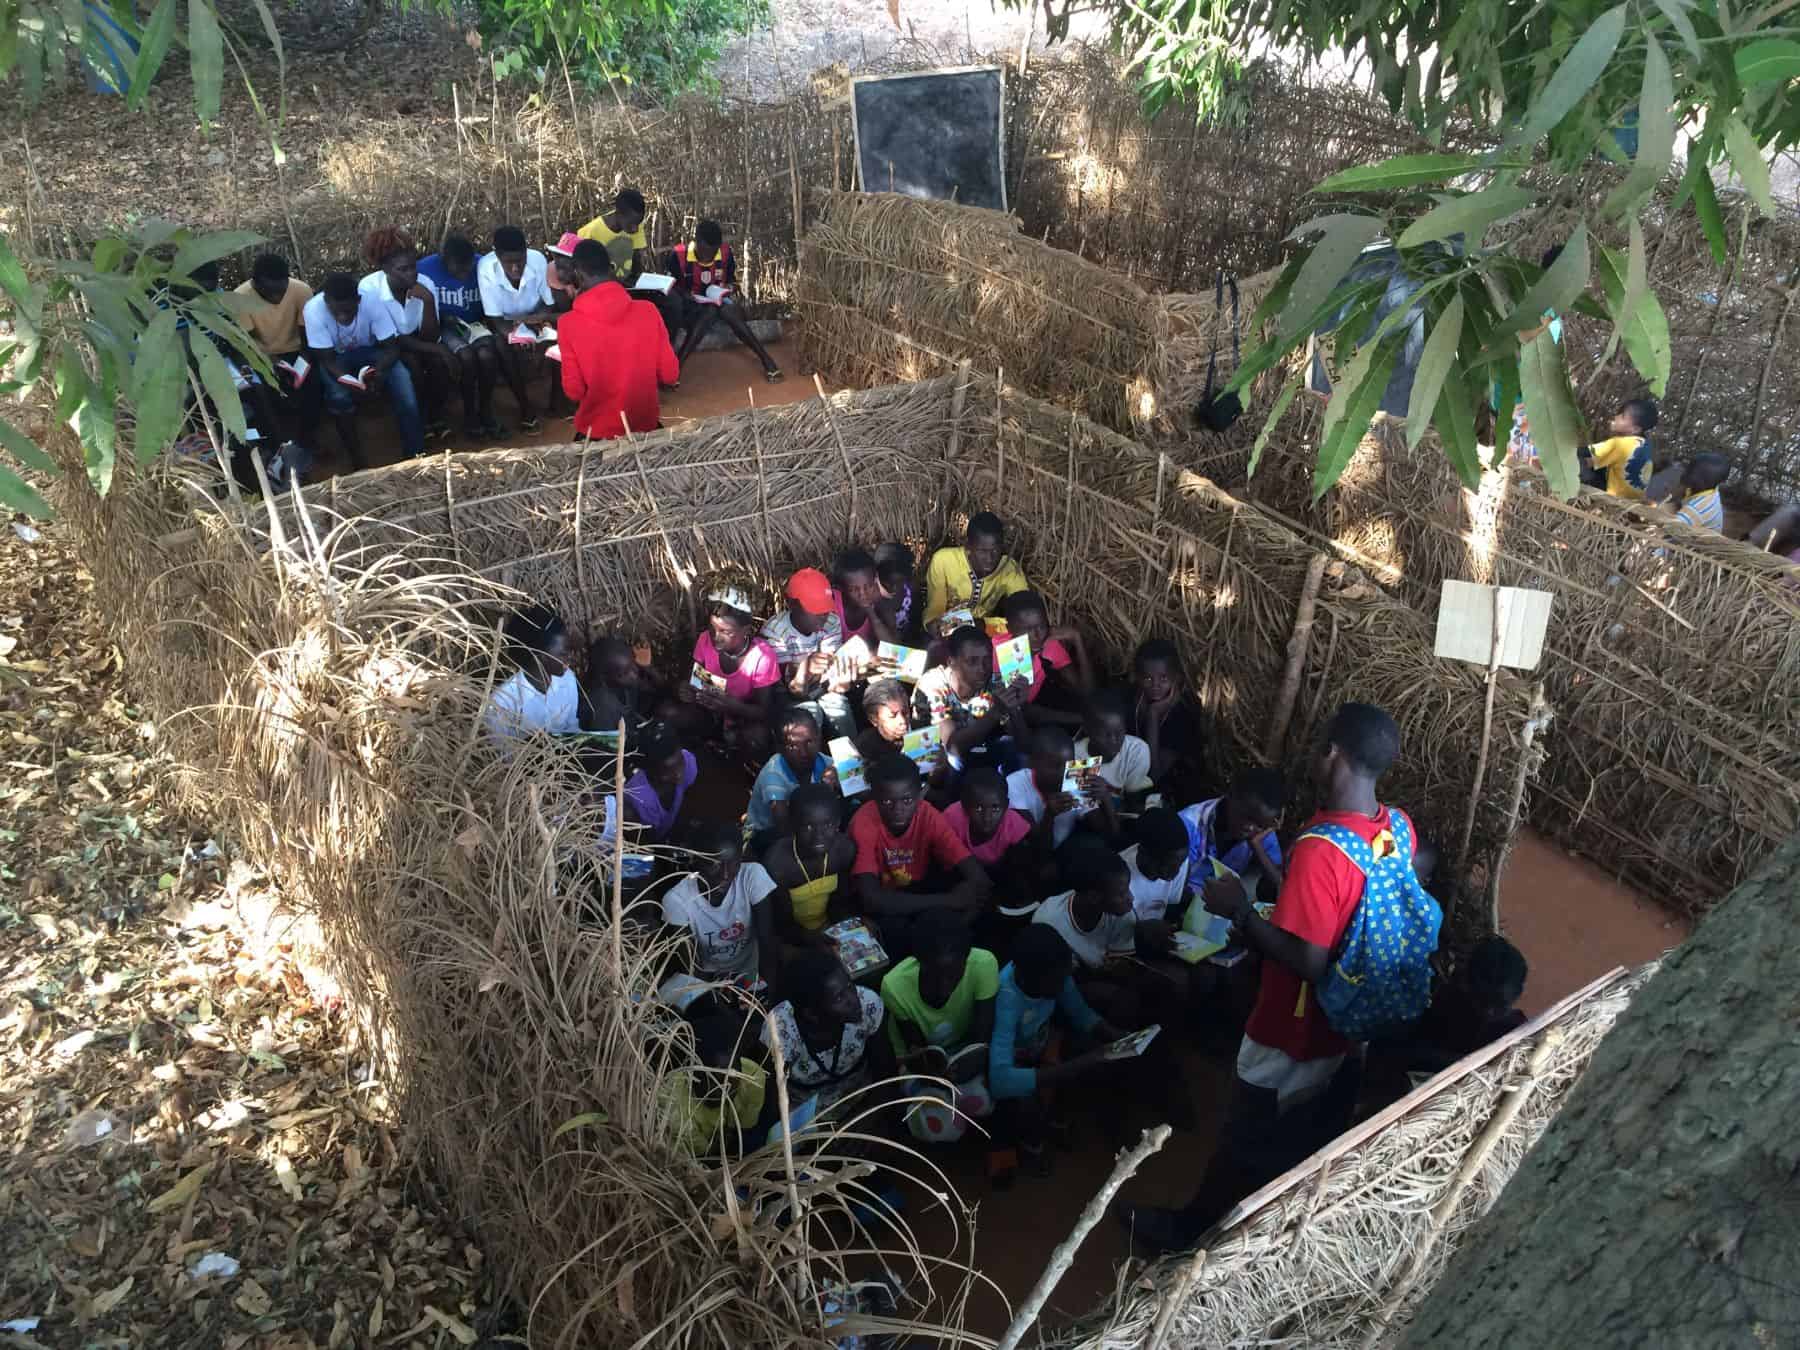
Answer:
[{"xmin": 764, "ymin": 366, "xmax": 785, "ymax": 383}]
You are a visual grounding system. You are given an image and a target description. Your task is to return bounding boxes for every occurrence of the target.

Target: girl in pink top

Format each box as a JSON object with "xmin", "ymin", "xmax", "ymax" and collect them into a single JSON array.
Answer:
[
  {"xmin": 682, "ymin": 591, "xmax": 780, "ymax": 761},
  {"xmin": 942, "ymin": 768, "xmax": 1033, "ymax": 866},
  {"xmin": 832, "ymin": 548, "xmax": 907, "ymax": 647},
  {"xmin": 996, "ymin": 589, "xmax": 1091, "ymax": 727}
]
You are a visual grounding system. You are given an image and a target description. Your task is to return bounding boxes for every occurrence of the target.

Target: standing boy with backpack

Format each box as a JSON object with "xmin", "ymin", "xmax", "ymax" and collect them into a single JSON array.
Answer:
[{"xmin": 1117, "ymin": 702, "xmax": 1441, "ymax": 1253}]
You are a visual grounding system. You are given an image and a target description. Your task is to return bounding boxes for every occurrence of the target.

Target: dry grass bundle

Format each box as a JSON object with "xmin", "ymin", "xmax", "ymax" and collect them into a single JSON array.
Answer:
[
  {"xmin": 1051, "ymin": 965, "xmax": 1651, "ymax": 1348},
  {"xmin": 1233, "ymin": 402, "xmax": 1800, "ymax": 914}
]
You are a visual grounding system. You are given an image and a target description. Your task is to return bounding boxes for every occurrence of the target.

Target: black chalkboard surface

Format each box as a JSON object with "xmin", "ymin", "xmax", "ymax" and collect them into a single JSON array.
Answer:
[{"xmin": 851, "ymin": 66, "xmax": 1007, "ymax": 211}]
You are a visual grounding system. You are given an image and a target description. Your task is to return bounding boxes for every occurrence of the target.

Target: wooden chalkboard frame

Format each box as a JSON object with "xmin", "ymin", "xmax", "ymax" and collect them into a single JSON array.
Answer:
[{"xmin": 848, "ymin": 64, "xmax": 1008, "ymax": 211}]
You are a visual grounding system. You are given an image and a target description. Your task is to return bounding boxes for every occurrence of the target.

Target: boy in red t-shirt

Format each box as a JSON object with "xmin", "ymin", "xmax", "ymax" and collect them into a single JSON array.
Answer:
[
  {"xmin": 849, "ymin": 753, "xmax": 992, "ymax": 957},
  {"xmin": 1118, "ymin": 701, "xmax": 1411, "ymax": 1253}
]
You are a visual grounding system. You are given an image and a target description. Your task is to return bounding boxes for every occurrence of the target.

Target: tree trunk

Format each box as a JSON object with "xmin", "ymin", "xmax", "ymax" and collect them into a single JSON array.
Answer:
[{"xmin": 1402, "ymin": 832, "xmax": 1800, "ymax": 1348}]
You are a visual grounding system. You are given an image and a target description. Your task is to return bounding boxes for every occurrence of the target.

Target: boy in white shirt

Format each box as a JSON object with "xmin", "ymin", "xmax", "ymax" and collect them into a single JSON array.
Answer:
[
  {"xmin": 1072, "ymin": 688, "xmax": 1152, "ymax": 831},
  {"xmin": 484, "ymin": 606, "xmax": 581, "ymax": 739},
  {"xmin": 358, "ymin": 225, "xmax": 452, "ymax": 444},
  {"xmin": 477, "ymin": 224, "xmax": 559, "ymax": 432},
  {"xmin": 302, "ymin": 272, "xmax": 420, "ymax": 469},
  {"xmin": 660, "ymin": 823, "xmax": 779, "ymax": 990}
]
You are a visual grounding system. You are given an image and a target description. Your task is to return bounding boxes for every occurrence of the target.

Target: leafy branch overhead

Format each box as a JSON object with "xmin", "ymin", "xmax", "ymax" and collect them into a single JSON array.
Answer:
[{"xmin": 1031, "ymin": 0, "xmax": 1800, "ymax": 497}]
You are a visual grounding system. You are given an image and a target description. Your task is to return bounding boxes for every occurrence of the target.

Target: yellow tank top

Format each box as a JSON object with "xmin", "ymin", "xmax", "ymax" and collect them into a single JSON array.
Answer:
[{"xmin": 788, "ymin": 872, "xmax": 839, "ymax": 931}]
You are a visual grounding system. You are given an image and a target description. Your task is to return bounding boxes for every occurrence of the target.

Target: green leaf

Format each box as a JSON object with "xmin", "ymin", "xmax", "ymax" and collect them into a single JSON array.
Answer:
[
  {"xmin": 0, "ymin": 464, "xmax": 51, "ymax": 519},
  {"xmin": 1313, "ymin": 334, "xmax": 1400, "ymax": 500},
  {"xmin": 1406, "ymin": 293, "xmax": 1464, "ymax": 452},
  {"xmin": 190, "ymin": 339, "xmax": 249, "ymax": 446},
  {"xmin": 1313, "ymin": 152, "xmax": 1519, "ymax": 194},
  {"xmin": 1277, "ymin": 213, "xmax": 1383, "ymax": 342},
  {"xmin": 73, "ymin": 379, "xmax": 117, "ymax": 499},
  {"xmin": 1735, "ymin": 38, "xmax": 1800, "ymax": 87},
  {"xmin": 1595, "ymin": 232, "xmax": 1672, "ymax": 398},
  {"xmin": 127, "ymin": 0, "xmax": 178, "ymax": 111},
  {"xmin": 1248, "ymin": 368, "xmax": 1303, "ymax": 478},
  {"xmin": 1684, "ymin": 156, "xmax": 1727, "ymax": 264},
  {"xmin": 1433, "ymin": 358, "xmax": 1482, "ymax": 489},
  {"xmin": 248, "ymin": 0, "xmax": 284, "ymax": 73},
  {"xmin": 187, "ymin": 0, "xmax": 223, "ymax": 127},
  {"xmin": 130, "ymin": 311, "xmax": 185, "ymax": 464},
  {"xmin": 1722, "ymin": 115, "xmax": 1775, "ymax": 218},
  {"xmin": 1397, "ymin": 183, "xmax": 1537, "ymax": 249},
  {"xmin": 1503, "ymin": 5, "xmax": 1628, "ymax": 152},
  {"xmin": 0, "ymin": 232, "xmax": 33, "ymax": 316},
  {"xmin": 0, "ymin": 411, "xmax": 56, "ymax": 474},
  {"xmin": 169, "ymin": 231, "xmax": 265, "ymax": 279},
  {"xmin": 1603, "ymin": 40, "xmax": 1675, "ymax": 217},
  {"xmin": 1490, "ymin": 227, "xmax": 1590, "ymax": 350},
  {"xmin": 549, "ymin": 1110, "xmax": 610, "ymax": 1141},
  {"xmin": 1246, "ymin": 255, "xmax": 1303, "ymax": 337},
  {"xmin": 54, "ymin": 349, "xmax": 92, "ymax": 423},
  {"xmin": 1649, "ymin": 0, "xmax": 1700, "ymax": 60},
  {"xmin": 1518, "ymin": 329, "xmax": 1584, "ymax": 500}
]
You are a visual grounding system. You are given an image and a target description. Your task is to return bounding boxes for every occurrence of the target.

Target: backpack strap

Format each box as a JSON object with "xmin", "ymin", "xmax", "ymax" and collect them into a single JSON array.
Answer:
[
  {"xmin": 1296, "ymin": 821, "xmax": 1374, "ymax": 874},
  {"xmin": 1203, "ymin": 269, "xmax": 1225, "ymax": 398}
]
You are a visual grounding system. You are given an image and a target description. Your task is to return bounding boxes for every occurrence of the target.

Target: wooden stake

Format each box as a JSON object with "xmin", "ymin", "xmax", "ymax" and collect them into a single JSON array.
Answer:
[
  {"xmin": 1454, "ymin": 585, "xmax": 1510, "ymax": 901},
  {"xmin": 1489, "ymin": 682, "xmax": 1554, "ymax": 931},
  {"xmin": 749, "ymin": 388, "xmax": 772, "ymax": 563},
  {"xmin": 1059, "ymin": 412, "xmax": 1077, "ymax": 581},
  {"xmin": 813, "ymin": 374, "xmax": 858, "ymax": 538},
  {"xmin": 997, "ymin": 1125, "xmax": 1172, "ymax": 1350},
  {"xmin": 608, "ymin": 719, "xmax": 628, "ymax": 990},
  {"xmin": 1263, "ymin": 552, "xmax": 1329, "ymax": 764},
  {"xmin": 1145, "ymin": 1245, "xmax": 1208, "ymax": 1350},
  {"xmin": 994, "ymin": 366, "xmax": 1006, "ymax": 496},
  {"xmin": 1137, "ymin": 450, "xmax": 1168, "ymax": 638},
  {"xmin": 572, "ymin": 436, "xmax": 590, "ymax": 595},
  {"xmin": 943, "ymin": 360, "xmax": 973, "ymax": 534}
]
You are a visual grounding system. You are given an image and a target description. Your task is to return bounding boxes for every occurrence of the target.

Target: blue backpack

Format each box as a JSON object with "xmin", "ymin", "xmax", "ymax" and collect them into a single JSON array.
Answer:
[{"xmin": 1303, "ymin": 810, "xmax": 1442, "ymax": 1040}]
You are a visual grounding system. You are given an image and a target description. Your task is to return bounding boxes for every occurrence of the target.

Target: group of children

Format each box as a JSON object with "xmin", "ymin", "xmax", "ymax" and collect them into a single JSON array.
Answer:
[
  {"xmin": 191, "ymin": 190, "xmax": 777, "ymax": 477},
  {"xmin": 485, "ymin": 512, "xmax": 1533, "ymax": 1221}
]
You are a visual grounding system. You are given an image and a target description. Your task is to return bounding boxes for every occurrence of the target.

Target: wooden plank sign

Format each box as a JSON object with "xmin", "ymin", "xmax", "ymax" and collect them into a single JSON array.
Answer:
[{"xmin": 1434, "ymin": 580, "xmax": 1553, "ymax": 671}]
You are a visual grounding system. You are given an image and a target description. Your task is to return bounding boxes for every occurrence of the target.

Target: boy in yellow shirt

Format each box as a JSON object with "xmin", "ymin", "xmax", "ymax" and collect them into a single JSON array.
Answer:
[
  {"xmin": 1580, "ymin": 398, "xmax": 1658, "ymax": 499},
  {"xmin": 923, "ymin": 511, "xmax": 1030, "ymax": 631}
]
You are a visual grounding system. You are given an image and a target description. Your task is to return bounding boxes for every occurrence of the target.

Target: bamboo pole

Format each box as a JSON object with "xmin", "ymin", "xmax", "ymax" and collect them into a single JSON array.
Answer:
[
  {"xmin": 1262, "ymin": 552, "xmax": 1328, "ymax": 764},
  {"xmin": 994, "ymin": 367, "xmax": 1006, "ymax": 495},
  {"xmin": 1454, "ymin": 585, "xmax": 1509, "ymax": 898},
  {"xmin": 1354, "ymin": 1030, "xmax": 1564, "ymax": 1350},
  {"xmin": 997, "ymin": 1124, "xmax": 1172, "ymax": 1350},
  {"xmin": 1489, "ymin": 682, "xmax": 1553, "ymax": 930},
  {"xmin": 812, "ymin": 375, "xmax": 858, "ymax": 538}
]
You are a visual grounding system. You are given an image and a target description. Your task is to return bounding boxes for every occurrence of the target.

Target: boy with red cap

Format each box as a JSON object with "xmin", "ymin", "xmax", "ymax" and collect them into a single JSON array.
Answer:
[{"xmin": 762, "ymin": 567, "xmax": 853, "ymax": 738}]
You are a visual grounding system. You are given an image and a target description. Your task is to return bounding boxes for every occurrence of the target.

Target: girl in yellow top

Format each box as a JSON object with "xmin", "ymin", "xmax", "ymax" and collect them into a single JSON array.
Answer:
[
  {"xmin": 763, "ymin": 782, "xmax": 857, "ymax": 950},
  {"xmin": 923, "ymin": 511, "xmax": 1030, "ymax": 629},
  {"xmin": 1580, "ymin": 398, "xmax": 1658, "ymax": 499}
]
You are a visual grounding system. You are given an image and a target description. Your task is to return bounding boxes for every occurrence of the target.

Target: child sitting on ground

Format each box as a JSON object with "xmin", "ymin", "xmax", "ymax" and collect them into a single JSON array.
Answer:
[
  {"xmin": 987, "ymin": 925, "xmax": 1124, "ymax": 1187},
  {"xmin": 942, "ymin": 767, "xmax": 1037, "ymax": 951},
  {"xmin": 924, "ymin": 511, "xmax": 1030, "ymax": 630},
  {"xmin": 760, "ymin": 567, "xmax": 852, "ymax": 738},
  {"xmin": 660, "ymin": 820, "xmax": 779, "ymax": 992},
  {"xmin": 622, "ymin": 723, "xmax": 700, "ymax": 843},
  {"xmin": 848, "ymin": 754, "xmax": 992, "ymax": 951},
  {"xmin": 665, "ymin": 1010, "xmax": 778, "ymax": 1156},
  {"xmin": 763, "ymin": 950, "xmax": 897, "ymax": 1123},
  {"xmin": 485, "ymin": 606, "xmax": 580, "ymax": 739},
  {"xmin": 1126, "ymin": 638, "xmax": 1206, "ymax": 802},
  {"xmin": 1179, "ymin": 767, "xmax": 1286, "ymax": 899},
  {"xmin": 1364, "ymin": 935, "xmax": 1529, "ymax": 1112},
  {"xmin": 914, "ymin": 625, "xmax": 1030, "ymax": 772},
  {"xmin": 876, "ymin": 543, "xmax": 919, "ymax": 641},
  {"xmin": 763, "ymin": 782, "xmax": 859, "ymax": 952},
  {"xmin": 1119, "ymin": 806, "xmax": 1192, "ymax": 928},
  {"xmin": 1074, "ymin": 688, "xmax": 1154, "ymax": 805},
  {"xmin": 666, "ymin": 219, "xmax": 783, "ymax": 380},
  {"xmin": 881, "ymin": 909, "xmax": 999, "ymax": 1143},
  {"xmin": 745, "ymin": 707, "xmax": 838, "ymax": 854},
  {"xmin": 1579, "ymin": 397, "xmax": 1658, "ymax": 499},
  {"xmin": 832, "ymin": 548, "xmax": 907, "ymax": 654},
  {"xmin": 1672, "ymin": 452, "xmax": 1730, "ymax": 533},
  {"xmin": 582, "ymin": 635, "xmax": 668, "ymax": 739},
  {"xmin": 995, "ymin": 590, "xmax": 1093, "ymax": 728},
  {"xmin": 1008, "ymin": 727, "xmax": 1115, "ymax": 853},
  {"xmin": 680, "ymin": 584, "xmax": 781, "ymax": 763}
]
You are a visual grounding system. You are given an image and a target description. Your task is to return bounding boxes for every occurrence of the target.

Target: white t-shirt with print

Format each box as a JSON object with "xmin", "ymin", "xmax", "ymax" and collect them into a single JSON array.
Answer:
[
  {"xmin": 1073, "ymin": 733, "xmax": 1153, "ymax": 793},
  {"xmin": 660, "ymin": 861, "xmax": 776, "ymax": 981},
  {"xmin": 357, "ymin": 270, "xmax": 427, "ymax": 337},
  {"xmin": 1032, "ymin": 890, "xmax": 1135, "ymax": 969},
  {"xmin": 763, "ymin": 985, "xmax": 885, "ymax": 1110},
  {"xmin": 302, "ymin": 291, "xmax": 398, "ymax": 353},
  {"xmin": 1005, "ymin": 768, "xmax": 1090, "ymax": 849},
  {"xmin": 484, "ymin": 668, "xmax": 580, "ymax": 738},
  {"xmin": 477, "ymin": 249, "xmax": 555, "ymax": 321},
  {"xmin": 1120, "ymin": 843, "xmax": 1189, "ymax": 922}
]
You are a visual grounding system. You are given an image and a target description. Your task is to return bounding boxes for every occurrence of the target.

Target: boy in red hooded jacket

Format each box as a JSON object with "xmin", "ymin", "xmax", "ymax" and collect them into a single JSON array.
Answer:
[{"xmin": 558, "ymin": 239, "xmax": 678, "ymax": 441}]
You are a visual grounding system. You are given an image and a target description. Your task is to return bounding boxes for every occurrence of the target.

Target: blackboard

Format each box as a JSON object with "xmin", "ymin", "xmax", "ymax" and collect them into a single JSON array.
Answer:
[{"xmin": 851, "ymin": 67, "xmax": 1007, "ymax": 211}]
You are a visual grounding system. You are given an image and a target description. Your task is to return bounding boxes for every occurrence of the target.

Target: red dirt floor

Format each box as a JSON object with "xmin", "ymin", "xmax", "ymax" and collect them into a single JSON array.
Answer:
[{"xmin": 288, "ymin": 332, "xmax": 1696, "ymax": 1341}]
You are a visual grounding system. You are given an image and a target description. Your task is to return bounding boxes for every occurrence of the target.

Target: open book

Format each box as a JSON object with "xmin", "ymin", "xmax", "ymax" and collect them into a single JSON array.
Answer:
[
  {"xmin": 875, "ymin": 641, "xmax": 928, "ymax": 682},
  {"xmin": 823, "ymin": 918, "xmax": 889, "ymax": 979},
  {"xmin": 276, "ymin": 355, "xmax": 311, "ymax": 387},
  {"xmin": 632, "ymin": 272, "xmax": 676, "ymax": 295},
  {"xmin": 695, "ymin": 284, "xmax": 731, "ymax": 307},
  {"xmin": 994, "ymin": 633, "xmax": 1033, "ymax": 689},
  {"xmin": 828, "ymin": 737, "xmax": 868, "ymax": 795},
  {"xmin": 689, "ymin": 662, "xmax": 729, "ymax": 693},
  {"xmin": 509, "ymin": 323, "xmax": 557, "ymax": 346},
  {"xmin": 544, "ymin": 343, "xmax": 562, "ymax": 363},
  {"xmin": 335, "ymin": 365, "xmax": 375, "ymax": 391},
  {"xmin": 1061, "ymin": 755, "xmax": 1103, "ymax": 808},
  {"xmin": 453, "ymin": 319, "xmax": 493, "ymax": 343},
  {"xmin": 901, "ymin": 726, "xmax": 943, "ymax": 771}
]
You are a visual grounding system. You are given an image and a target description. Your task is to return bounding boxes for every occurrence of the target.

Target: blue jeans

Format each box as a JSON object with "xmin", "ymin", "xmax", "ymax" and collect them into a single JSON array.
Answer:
[{"xmin": 322, "ymin": 346, "xmax": 423, "ymax": 458}]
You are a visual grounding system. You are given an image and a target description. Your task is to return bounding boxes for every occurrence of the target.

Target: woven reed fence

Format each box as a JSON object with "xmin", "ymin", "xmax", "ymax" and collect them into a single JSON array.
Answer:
[
  {"xmin": 1053, "ymin": 964, "xmax": 1651, "ymax": 1348},
  {"xmin": 81, "ymin": 373, "xmax": 1546, "ymax": 1341}
]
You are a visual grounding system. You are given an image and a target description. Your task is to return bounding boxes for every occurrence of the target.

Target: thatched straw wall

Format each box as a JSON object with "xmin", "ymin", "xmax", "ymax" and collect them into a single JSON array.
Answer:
[
  {"xmin": 1217, "ymin": 408, "xmax": 1800, "ymax": 916},
  {"xmin": 86, "ymin": 375, "xmax": 1542, "ymax": 1344},
  {"xmin": 798, "ymin": 189, "xmax": 1278, "ymax": 444},
  {"xmin": 1054, "ymin": 964, "xmax": 1651, "ymax": 1348}
]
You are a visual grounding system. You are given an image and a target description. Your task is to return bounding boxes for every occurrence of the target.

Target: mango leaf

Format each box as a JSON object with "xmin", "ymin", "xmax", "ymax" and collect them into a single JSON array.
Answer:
[
  {"xmin": 131, "ymin": 311, "xmax": 186, "ymax": 464},
  {"xmin": 170, "ymin": 231, "xmax": 265, "ymax": 279},
  {"xmin": 54, "ymin": 349, "xmax": 92, "ymax": 422},
  {"xmin": 1595, "ymin": 231, "xmax": 1671, "ymax": 397},
  {"xmin": 0, "ymin": 232, "xmax": 34, "ymax": 316},
  {"xmin": 1246, "ymin": 254, "xmax": 1302, "ymax": 337},
  {"xmin": 1276, "ymin": 213, "xmax": 1384, "ymax": 343},
  {"xmin": 127, "ymin": 0, "xmax": 178, "ymax": 111},
  {"xmin": 1433, "ymin": 358, "xmax": 1482, "ymax": 488},
  {"xmin": 1518, "ymin": 329, "xmax": 1584, "ymax": 499},
  {"xmin": 1406, "ymin": 292, "xmax": 1464, "ymax": 452},
  {"xmin": 191, "ymin": 340, "xmax": 250, "ymax": 445},
  {"xmin": 1312, "ymin": 335, "xmax": 1400, "ymax": 500},
  {"xmin": 187, "ymin": 0, "xmax": 223, "ymax": 127},
  {"xmin": 1313, "ymin": 152, "xmax": 1519, "ymax": 193},
  {"xmin": 1397, "ymin": 183, "xmax": 1536, "ymax": 249},
  {"xmin": 0, "ymin": 462, "xmax": 51, "ymax": 518},
  {"xmin": 1722, "ymin": 115, "xmax": 1775, "ymax": 218},
  {"xmin": 1650, "ymin": 0, "xmax": 1700, "ymax": 59},
  {"xmin": 1504, "ymin": 5, "xmax": 1627, "ymax": 152},
  {"xmin": 1735, "ymin": 37, "xmax": 1800, "ymax": 87},
  {"xmin": 0, "ymin": 411, "xmax": 56, "ymax": 474},
  {"xmin": 1683, "ymin": 155, "xmax": 1727, "ymax": 263},
  {"xmin": 1603, "ymin": 40, "xmax": 1675, "ymax": 218},
  {"xmin": 1487, "ymin": 227, "xmax": 1590, "ymax": 351},
  {"xmin": 1248, "ymin": 368, "xmax": 1303, "ymax": 478}
]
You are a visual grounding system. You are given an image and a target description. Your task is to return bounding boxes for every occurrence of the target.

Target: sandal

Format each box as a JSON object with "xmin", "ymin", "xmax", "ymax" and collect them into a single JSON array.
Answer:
[
  {"xmin": 519, "ymin": 414, "xmax": 541, "ymax": 434},
  {"xmin": 764, "ymin": 366, "xmax": 784, "ymax": 383}
]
